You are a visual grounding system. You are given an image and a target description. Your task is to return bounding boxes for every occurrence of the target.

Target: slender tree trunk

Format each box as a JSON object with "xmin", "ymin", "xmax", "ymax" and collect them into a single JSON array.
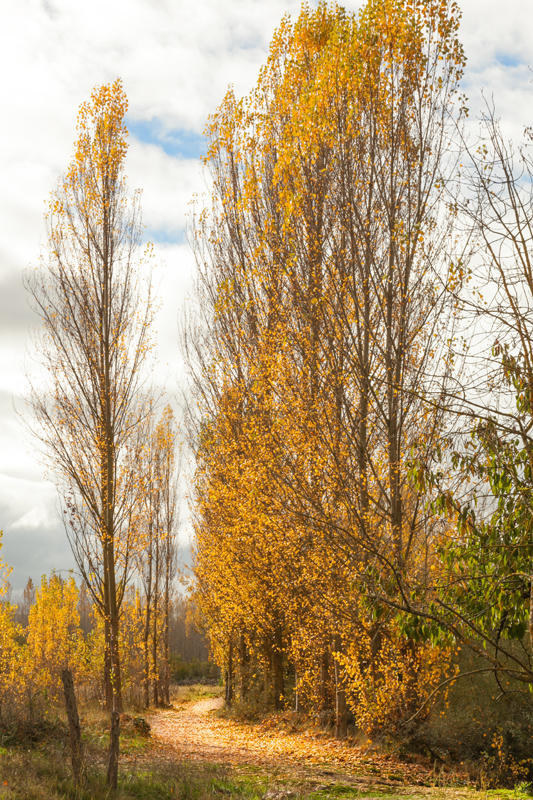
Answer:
[
  {"xmin": 272, "ymin": 626, "xmax": 284, "ymax": 710},
  {"xmin": 106, "ymin": 710, "xmax": 120, "ymax": 791},
  {"xmin": 104, "ymin": 618, "xmax": 113, "ymax": 711},
  {"xmin": 152, "ymin": 615, "xmax": 159, "ymax": 706},
  {"xmin": 102, "ymin": 220, "xmax": 123, "ymax": 789},
  {"xmin": 239, "ymin": 631, "xmax": 249, "ymax": 701},
  {"xmin": 143, "ymin": 602, "xmax": 151, "ymax": 707},
  {"xmin": 152, "ymin": 540, "xmax": 160, "ymax": 707},
  {"xmin": 264, "ymin": 641, "xmax": 271, "ymax": 705},
  {"xmin": 225, "ymin": 637, "xmax": 234, "ymax": 706},
  {"xmin": 143, "ymin": 532, "xmax": 153, "ymax": 709},
  {"xmin": 334, "ymin": 635, "xmax": 347, "ymax": 739},
  {"xmin": 162, "ymin": 541, "xmax": 171, "ymax": 706},
  {"xmin": 320, "ymin": 646, "xmax": 329, "ymax": 707},
  {"xmin": 162, "ymin": 591, "xmax": 170, "ymax": 706},
  {"xmin": 105, "ymin": 543, "xmax": 123, "ymax": 713},
  {"xmin": 104, "ymin": 539, "xmax": 122, "ymax": 788},
  {"xmin": 529, "ymin": 576, "xmax": 533, "ymax": 655},
  {"xmin": 61, "ymin": 668, "xmax": 84, "ymax": 786},
  {"xmin": 107, "ymin": 589, "xmax": 122, "ymax": 790}
]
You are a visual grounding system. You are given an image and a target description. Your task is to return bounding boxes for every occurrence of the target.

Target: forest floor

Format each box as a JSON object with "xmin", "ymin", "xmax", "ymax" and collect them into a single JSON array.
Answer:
[
  {"xmin": 1, "ymin": 684, "xmax": 531, "ymax": 799},
  {"xmin": 142, "ymin": 685, "xmax": 529, "ymax": 800}
]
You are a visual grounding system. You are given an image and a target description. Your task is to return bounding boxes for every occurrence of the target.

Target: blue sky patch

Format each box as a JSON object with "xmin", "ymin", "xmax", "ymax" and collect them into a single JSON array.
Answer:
[
  {"xmin": 143, "ymin": 227, "xmax": 187, "ymax": 246},
  {"xmin": 127, "ymin": 117, "xmax": 206, "ymax": 160},
  {"xmin": 495, "ymin": 52, "xmax": 522, "ymax": 69}
]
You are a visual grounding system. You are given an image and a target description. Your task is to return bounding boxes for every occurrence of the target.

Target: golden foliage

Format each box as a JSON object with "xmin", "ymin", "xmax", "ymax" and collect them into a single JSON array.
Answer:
[{"xmin": 191, "ymin": 0, "xmax": 462, "ymax": 731}]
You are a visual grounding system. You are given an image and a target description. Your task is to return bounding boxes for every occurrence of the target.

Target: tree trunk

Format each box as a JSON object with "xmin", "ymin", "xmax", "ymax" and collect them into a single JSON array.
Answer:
[
  {"xmin": 152, "ymin": 617, "xmax": 159, "ymax": 706},
  {"xmin": 272, "ymin": 651, "xmax": 284, "ymax": 710},
  {"xmin": 319, "ymin": 645, "xmax": 330, "ymax": 723},
  {"xmin": 108, "ymin": 577, "xmax": 123, "ymax": 714},
  {"xmin": 334, "ymin": 636, "xmax": 347, "ymax": 739},
  {"xmin": 152, "ymin": 539, "xmax": 160, "ymax": 707},
  {"xmin": 107, "ymin": 580, "xmax": 123, "ymax": 789},
  {"xmin": 529, "ymin": 575, "xmax": 533, "ymax": 657},
  {"xmin": 239, "ymin": 632, "xmax": 249, "ymax": 701},
  {"xmin": 143, "ymin": 531, "xmax": 153, "ymax": 709},
  {"xmin": 272, "ymin": 627, "xmax": 284, "ymax": 710},
  {"xmin": 106, "ymin": 709, "xmax": 120, "ymax": 791},
  {"xmin": 162, "ymin": 548, "xmax": 171, "ymax": 705},
  {"xmin": 104, "ymin": 618, "xmax": 113, "ymax": 711},
  {"xmin": 143, "ymin": 602, "xmax": 151, "ymax": 708},
  {"xmin": 225, "ymin": 638, "xmax": 234, "ymax": 706},
  {"xmin": 61, "ymin": 668, "xmax": 83, "ymax": 785}
]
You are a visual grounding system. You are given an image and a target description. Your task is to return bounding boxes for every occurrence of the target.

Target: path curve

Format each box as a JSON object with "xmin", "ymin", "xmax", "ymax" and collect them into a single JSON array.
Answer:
[
  {"xmin": 148, "ymin": 695, "xmax": 256, "ymax": 765},
  {"xmin": 146, "ymin": 690, "xmax": 433, "ymax": 793}
]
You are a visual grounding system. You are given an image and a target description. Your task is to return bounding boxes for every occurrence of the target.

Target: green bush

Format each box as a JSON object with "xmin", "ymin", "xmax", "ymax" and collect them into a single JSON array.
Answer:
[
  {"xmin": 169, "ymin": 656, "xmax": 219, "ymax": 683},
  {"xmin": 409, "ymin": 649, "xmax": 533, "ymax": 787}
]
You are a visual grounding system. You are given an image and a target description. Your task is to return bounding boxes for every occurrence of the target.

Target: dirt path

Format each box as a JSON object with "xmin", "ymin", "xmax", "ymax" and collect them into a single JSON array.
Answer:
[
  {"xmin": 145, "ymin": 690, "xmax": 462, "ymax": 797},
  {"xmin": 148, "ymin": 695, "xmax": 254, "ymax": 766}
]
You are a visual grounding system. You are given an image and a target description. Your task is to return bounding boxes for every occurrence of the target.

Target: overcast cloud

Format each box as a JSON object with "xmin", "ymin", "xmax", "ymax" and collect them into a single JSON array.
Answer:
[{"xmin": 1, "ymin": 0, "xmax": 532, "ymax": 592}]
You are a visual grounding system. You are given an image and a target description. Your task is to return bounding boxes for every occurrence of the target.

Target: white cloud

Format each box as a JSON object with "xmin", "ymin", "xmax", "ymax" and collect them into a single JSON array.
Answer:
[
  {"xmin": 151, "ymin": 242, "xmax": 196, "ymax": 371},
  {"xmin": 127, "ymin": 144, "xmax": 203, "ymax": 234}
]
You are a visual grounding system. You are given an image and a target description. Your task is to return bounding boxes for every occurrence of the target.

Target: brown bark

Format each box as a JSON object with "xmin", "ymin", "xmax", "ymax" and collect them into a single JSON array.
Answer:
[
  {"xmin": 108, "ymin": 604, "xmax": 123, "ymax": 713},
  {"xmin": 152, "ymin": 538, "xmax": 160, "ymax": 707},
  {"xmin": 272, "ymin": 626, "xmax": 284, "ymax": 710},
  {"xmin": 162, "ymin": 539, "xmax": 171, "ymax": 705},
  {"xmin": 225, "ymin": 638, "xmax": 234, "ymax": 706},
  {"xmin": 61, "ymin": 668, "xmax": 83, "ymax": 786},
  {"xmin": 239, "ymin": 632, "xmax": 249, "ymax": 701},
  {"xmin": 103, "ymin": 617, "xmax": 113, "ymax": 711},
  {"xmin": 143, "ymin": 527, "xmax": 153, "ymax": 709},
  {"xmin": 530, "ymin": 576, "xmax": 533, "ymax": 655},
  {"xmin": 334, "ymin": 635, "xmax": 347, "ymax": 739},
  {"xmin": 319, "ymin": 645, "xmax": 330, "ymax": 723},
  {"xmin": 106, "ymin": 710, "xmax": 120, "ymax": 791}
]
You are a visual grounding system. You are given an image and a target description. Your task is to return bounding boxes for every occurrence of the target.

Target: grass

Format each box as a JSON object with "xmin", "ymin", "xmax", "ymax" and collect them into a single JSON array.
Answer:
[
  {"xmin": 305, "ymin": 787, "xmax": 533, "ymax": 800},
  {"xmin": 0, "ymin": 746, "xmax": 265, "ymax": 800},
  {"xmin": 173, "ymin": 683, "xmax": 224, "ymax": 705},
  {"xmin": 0, "ymin": 695, "xmax": 260, "ymax": 800},
  {"xmin": 1, "ymin": 685, "xmax": 532, "ymax": 800},
  {"xmin": 2, "ymin": 742, "xmax": 533, "ymax": 800}
]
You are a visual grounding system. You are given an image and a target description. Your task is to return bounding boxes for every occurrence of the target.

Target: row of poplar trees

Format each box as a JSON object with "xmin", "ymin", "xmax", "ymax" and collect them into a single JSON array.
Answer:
[
  {"xmin": 189, "ymin": 0, "xmax": 533, "ymax": 738},
  {"xmin": 26, "ymin": 82, "xmax": 180, "ymax": 787}
]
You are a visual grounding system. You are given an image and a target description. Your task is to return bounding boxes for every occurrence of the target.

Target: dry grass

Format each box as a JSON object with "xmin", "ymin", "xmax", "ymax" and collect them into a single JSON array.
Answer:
[{"xmin": 1, "ymin": 686, "xmax": 532, "ymax": 800}]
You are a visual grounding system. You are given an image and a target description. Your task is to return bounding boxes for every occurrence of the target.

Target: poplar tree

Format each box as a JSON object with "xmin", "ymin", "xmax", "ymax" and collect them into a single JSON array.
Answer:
[
  {"xmin": 190, "ymin": 0, "xmax": 465, "ymax": 731},
  {"xmin": 27, "ymin": 79, "xmax": 153, "ymax": 788}
]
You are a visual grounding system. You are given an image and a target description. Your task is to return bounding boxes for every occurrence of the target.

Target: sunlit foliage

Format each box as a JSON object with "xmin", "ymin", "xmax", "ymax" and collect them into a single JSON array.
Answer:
[{"xmin": 190, "ymin": 0, "xmax": 465, "ymax": 735}]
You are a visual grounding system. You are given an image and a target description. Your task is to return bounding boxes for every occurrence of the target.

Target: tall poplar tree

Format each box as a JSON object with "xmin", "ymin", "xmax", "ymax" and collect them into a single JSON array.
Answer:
[{"xmin": 28, "ymin": 79, "xmax": 153, "ymax": 788}]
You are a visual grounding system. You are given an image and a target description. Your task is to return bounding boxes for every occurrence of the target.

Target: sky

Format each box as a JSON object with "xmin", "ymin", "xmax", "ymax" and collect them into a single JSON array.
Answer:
[{"xmin": 0, "ymin": 0, "xmax": 532, "ymax": 593}]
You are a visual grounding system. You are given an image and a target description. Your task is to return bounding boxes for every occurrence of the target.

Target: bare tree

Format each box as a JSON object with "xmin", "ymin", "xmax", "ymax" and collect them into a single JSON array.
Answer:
[
  {"xmin": 157, "ymin": 406, "xmax": 180, "ymax": 706},
  {"xmin": 136, "ymin": 404, "xmax": 180, "ymax": 708},
  {"xmin": 415, "ymin": 107, "xmax": 533, "ymax": 690}
]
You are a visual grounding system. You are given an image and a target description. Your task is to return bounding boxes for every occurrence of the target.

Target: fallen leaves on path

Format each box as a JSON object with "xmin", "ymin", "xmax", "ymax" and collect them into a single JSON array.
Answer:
[{"xmin": 147, "ymin": 694, "xmax": 432, "ymax": 789}]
